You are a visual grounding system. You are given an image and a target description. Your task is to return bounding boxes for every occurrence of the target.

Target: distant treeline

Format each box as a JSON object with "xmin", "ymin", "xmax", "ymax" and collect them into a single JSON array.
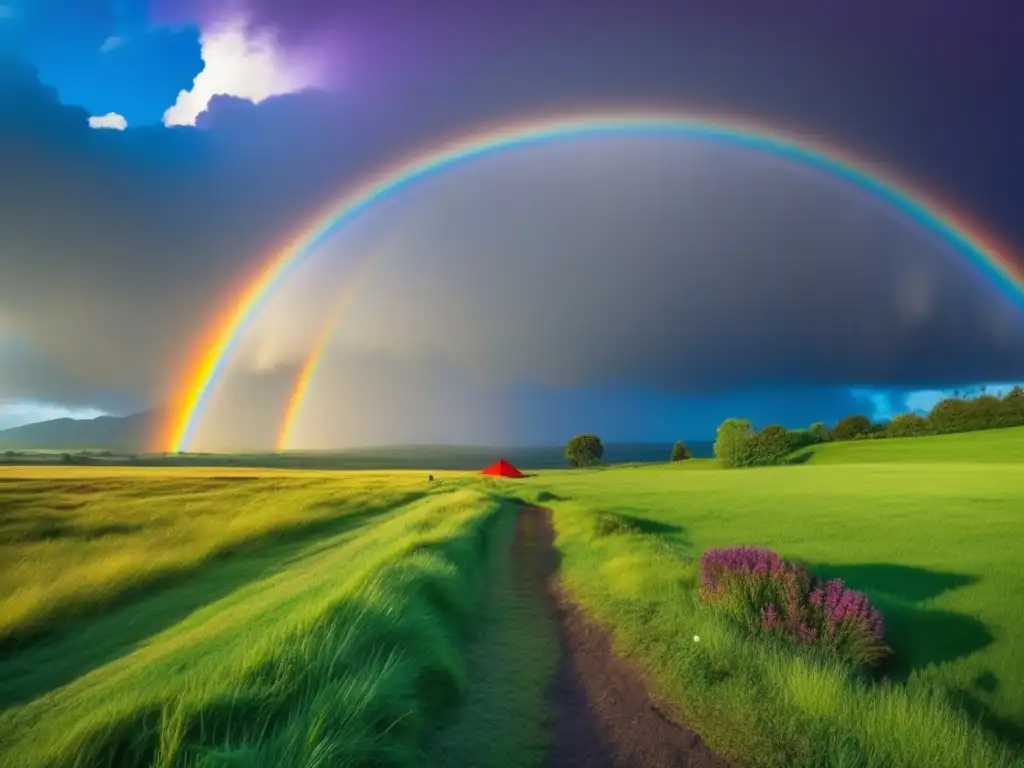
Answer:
[{"xmin": 714, "ymin": 386, "xmax": 1024, "ymax": 468}]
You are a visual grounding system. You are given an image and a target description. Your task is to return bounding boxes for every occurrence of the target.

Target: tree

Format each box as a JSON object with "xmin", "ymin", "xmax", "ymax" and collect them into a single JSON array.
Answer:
[
  {"xmin": 670, "ymin": 441, "xmax": 692, "ymax": 462},
  {"xmin": 565, "ymin": 434, "xmax": 604, "ymax": 468},
  {"xmin": 886, "ymin": 413, "xmax": 929, "ymax": 438},
  {"xmin": 1003, "ymin": 386, "xmax": 1024, "ymax": 424},
  {"xmin": 809, "ymin": 422, "xmax": 829, "ymax": 442},
  {"xmin": 749, "ymin": 425, "xmax": 794, "ymax": 466},
  {"xmin": 714, "ymin": 418, "xmax": 755, "ymax": 468},
  {"xmin": 829, "ymin": 414, "xmax": 872, "ymax": 441},
  {"xmin": 927, "ymin": 397, "xmax": 971, "ymax": 434}
]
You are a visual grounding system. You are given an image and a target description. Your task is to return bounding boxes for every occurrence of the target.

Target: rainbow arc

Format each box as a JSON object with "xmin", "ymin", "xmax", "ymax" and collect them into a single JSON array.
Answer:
[{"xmin": 156, "ymin": 111, "xmax": 1024, "ymax": 453}]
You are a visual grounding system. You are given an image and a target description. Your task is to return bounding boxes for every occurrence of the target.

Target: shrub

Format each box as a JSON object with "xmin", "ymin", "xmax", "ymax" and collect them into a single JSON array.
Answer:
[
  {"xmin": 809, "ymin": 422, "xmax": 829, "ymax": 442},
  {"xmin": 564, "ymin": 433, "xmax": 604, "ymax": 468},
  {"xmin": 714, "ymin": 418, "xmax": 755, "ymax": 468},
  {"xmin": 829, "ymin": 414, "xmax": 873, "ymax": 441},
  {"xmin": 700, "ymin": 546, "xmax": 889, "ymax": 669},
  {"xmin": 927, "ymin": 397, "xmax": 972, "ymax": 434},
  {"xmin": 1003, "ymin": 385, "xmax": 1024, "ymax": 422},
  {"xmin": 788, "ymin": 428, "xmax": 816, "ymax": 451},
  {"xmin": 887, "ymin": 412, "xmax": 930, "ymax": 438},
  {"xmin": 669, "ymin": 441, "xmax": 692, "ymax": 462},
  {"xmin": 748, "ymin": 424, "xmax": 793, "ymax": 465}
]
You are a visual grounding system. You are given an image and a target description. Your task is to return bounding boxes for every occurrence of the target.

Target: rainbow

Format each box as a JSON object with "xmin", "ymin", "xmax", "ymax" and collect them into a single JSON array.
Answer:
[
  {"xmin": 159, "ymin": 110, "xmax": 1024, "ymax": 453},
  {"xmin": 275, "ymin": 283, "xmax": 367, "ymax": 451}
]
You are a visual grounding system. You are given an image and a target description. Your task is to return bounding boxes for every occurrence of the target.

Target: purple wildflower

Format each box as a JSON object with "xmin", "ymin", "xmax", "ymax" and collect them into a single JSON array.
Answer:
[{"xmin": 699, "ymin": 546, "xmax": 890, "ymax": 668}]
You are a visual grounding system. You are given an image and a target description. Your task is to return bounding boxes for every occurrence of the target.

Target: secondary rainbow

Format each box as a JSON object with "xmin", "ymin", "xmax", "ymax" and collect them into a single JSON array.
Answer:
[
  {"xmin": 159, "ymin": 109, "xmax": 1024, "ymax": 453},
  {"xmin": 275, "ymin": 282, "xmax": 369, "ymax": 451}
]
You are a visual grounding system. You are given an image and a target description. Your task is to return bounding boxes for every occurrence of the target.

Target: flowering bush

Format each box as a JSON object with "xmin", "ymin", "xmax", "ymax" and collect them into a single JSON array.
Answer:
[{"xmin": 700, "ymin": 546, "xmax": 889, "ymax": 668}]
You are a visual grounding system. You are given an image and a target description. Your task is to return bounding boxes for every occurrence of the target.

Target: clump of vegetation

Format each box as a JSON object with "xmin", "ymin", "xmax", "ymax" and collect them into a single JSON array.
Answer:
[
  {"xmin": 564, "ymin": 433, "xmax": 604, "ymax": 468},
  {"xmin": 591, "ymin": 510, "xmax": 641, "ymax": 537},
  {"xmin": 829, "ymin": 414, "xmax": 873, "ymax": 441},
  {"xmin": 713, "ymin": 418, "xmax": 756, "ymax": 468},
  {"xmin": 669, "ymin": 441, "xmax": 692, "ymax": 462},
  {"xmin": 886, "ymin": 412, "xmax": 929, "ymax": 437},
  {"xmin": 700, "ymin": 546, "xmax": 889, "ymax": 669},
  {"xmin": 714, "ymin": 420, "xmax": 804, "ymax": 468},
  {"xmin": 713, "ymin": 388, "xmax": 1024, "ymax": 470},
  {"xmin": 824, "ymin": 386, "xmax": 1024, "ymax": 443}
]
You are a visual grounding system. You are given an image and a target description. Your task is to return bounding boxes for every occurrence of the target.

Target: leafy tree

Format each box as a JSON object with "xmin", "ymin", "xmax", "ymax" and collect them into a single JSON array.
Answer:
[
  {"xmin": 714, "ymin": 418, "xmax": 755, "ymax": 468},
  {"xmin": 886, "ymin": 413, "xmax": 929, "ymax": 438},
  {"xmin": 670, "ymin": 441, "xmax": 692, "ymax": 462},
  {"xmin": 749, "ymin": 425, "xmax": 793, "ymax": 466},
  {"xmin": 927, "ymin": 397, "xmax": 972, "ymax": 434},
  {"xmin": 565, "ymin": 433, "xmax": 604, "ymax": 468},
  {"xmin": 809, "ymin": 422, "xmax": 829, "ymax": 442},
  {"xmin": 1003, "ymin": 386, "xmax": 1024, "ymax": 424},
  {"xmin": 829, "ymin": 414, "xmax": 872, "ymax": 441}
]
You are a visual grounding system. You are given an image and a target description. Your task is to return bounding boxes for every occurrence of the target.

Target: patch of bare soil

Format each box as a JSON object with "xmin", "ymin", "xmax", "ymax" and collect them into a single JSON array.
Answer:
[{"xmin": 515, "ymin": 506, "xmax": 726, "ymax": 768}]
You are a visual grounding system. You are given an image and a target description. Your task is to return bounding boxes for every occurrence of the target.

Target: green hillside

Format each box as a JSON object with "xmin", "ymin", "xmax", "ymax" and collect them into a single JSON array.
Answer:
[{"xmin": 790, "ymin": 425, "xmax": 1024, "ymax": 465}]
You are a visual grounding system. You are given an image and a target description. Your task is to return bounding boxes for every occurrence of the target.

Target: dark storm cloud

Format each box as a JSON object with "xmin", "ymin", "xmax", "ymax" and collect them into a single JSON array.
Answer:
[
  {"xmin": 0, "ymin": 57, "xmax": 345, "ymax": 407},
  {"xmin": 1, "ymin": 0, "xmax": 1023, "ymax": 444},
  {"xmin": 316, "ymin": 138, "xmax": 1024, "ymax": 395},
  {"xmin": 147, "ymin": 0, "xmax": 1024, "ymax": 249}
]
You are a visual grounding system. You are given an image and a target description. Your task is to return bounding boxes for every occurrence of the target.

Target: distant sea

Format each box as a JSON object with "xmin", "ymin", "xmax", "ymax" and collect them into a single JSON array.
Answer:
[
  {"xmin": 279, "ymin": 441, "xmax": 717, "ymax": 470},
  {"xmin": 1, "ymin": 441, "xmax": 715, "ymax": 470}
]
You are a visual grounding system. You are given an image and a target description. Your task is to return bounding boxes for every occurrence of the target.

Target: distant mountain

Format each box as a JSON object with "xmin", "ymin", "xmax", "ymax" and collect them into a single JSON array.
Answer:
[{"xmin": 0, "ymin": 410, "xmax": 161, "ymax": 451}]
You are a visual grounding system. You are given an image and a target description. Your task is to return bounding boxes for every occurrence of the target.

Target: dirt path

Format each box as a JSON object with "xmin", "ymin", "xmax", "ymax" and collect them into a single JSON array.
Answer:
[{"xmin": 516, "ymin": 506, "xmax": 725, "ymax": 768}]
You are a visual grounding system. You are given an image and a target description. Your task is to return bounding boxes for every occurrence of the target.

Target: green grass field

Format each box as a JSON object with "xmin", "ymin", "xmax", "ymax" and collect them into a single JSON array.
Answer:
[
  {"xmin": 1, "ymin": 428, "xmax": 1022, "ymax": 767},
  {"xmin": 525, "ymin": 428, "xmax": 1024, "ymax": 766}
]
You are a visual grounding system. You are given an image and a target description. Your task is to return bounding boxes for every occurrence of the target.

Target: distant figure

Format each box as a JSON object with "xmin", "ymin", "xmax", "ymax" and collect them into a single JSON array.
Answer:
[{"xmin": 428, "ymin": 474, "xmax": 434, "ymax": 482}]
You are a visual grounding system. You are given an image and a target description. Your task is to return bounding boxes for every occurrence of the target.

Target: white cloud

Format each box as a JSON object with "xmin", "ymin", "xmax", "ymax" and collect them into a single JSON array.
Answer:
[
  {"xmin": 162, "ymin": 16, "xmax": 317, "ymax": 127},
  {"xmin": 88, "ymin": 112, "xmax": 128, "ymax": 130},
  {"xmin": 100, "ymin": 35, "xmax": 122, "ymax": 53},
  {"xmin": 0, "ymin": 400, "xmax": 107, "ymax": 431}
]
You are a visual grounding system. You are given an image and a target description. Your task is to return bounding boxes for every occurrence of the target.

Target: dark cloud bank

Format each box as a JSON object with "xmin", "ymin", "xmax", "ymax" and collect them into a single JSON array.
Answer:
[{"xmin": 1, "ymin": 0, "xmax": 1022, "ymax": 446}]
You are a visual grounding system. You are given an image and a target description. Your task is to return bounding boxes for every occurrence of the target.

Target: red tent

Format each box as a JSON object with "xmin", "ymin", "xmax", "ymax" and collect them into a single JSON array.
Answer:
[{"xmin": 479, "ymin": 459, "xmax": 526, "ymax": 478}]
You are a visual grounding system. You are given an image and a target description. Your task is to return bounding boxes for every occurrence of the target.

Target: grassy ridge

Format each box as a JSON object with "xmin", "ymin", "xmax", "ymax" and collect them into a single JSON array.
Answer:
[
  {"xmin": 0, "ymin": 473, "xmax": 509, "ymax": 767},
  {"xmin": 792, "ymin": 425, "xmax": 1024, "ymax": 465}
]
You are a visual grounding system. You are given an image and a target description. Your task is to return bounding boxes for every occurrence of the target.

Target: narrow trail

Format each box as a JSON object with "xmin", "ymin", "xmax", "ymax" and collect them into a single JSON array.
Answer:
[{"xmin": 516, "ymin": 506, "xmax": 725, "ymax": 768}]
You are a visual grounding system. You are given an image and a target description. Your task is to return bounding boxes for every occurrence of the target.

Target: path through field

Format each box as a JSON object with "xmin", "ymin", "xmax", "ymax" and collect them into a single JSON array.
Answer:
[
  {"xmin": 524, "ymin": 507, "xmax": 723, "ymax": 768},
  {"xmin": 427, "ymin": 504, "xmax": 723, "ymax": 767}
]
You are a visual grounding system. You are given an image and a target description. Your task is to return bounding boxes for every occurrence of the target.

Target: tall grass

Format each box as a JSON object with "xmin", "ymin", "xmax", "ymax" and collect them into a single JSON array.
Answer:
[
  {"xmin": 0, "ymin": 470, "xmax": 428, "ymax": 647},
  {"xmin": 0, "ymin": 484, "xmax": 508, "ymax": 767},
  {"xmin": 533, "ymin": 498, "xmax": 1019, "ymax": 768}
]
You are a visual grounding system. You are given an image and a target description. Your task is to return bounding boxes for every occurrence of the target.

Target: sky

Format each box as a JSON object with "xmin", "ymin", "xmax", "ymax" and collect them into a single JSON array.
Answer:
[{"xmin": 0, "ymin": 0, "xmax": 1022, "ymax": 446}]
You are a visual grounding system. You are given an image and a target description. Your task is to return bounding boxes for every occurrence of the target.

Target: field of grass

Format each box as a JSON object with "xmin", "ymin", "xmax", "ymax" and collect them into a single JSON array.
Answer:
[
  {"xmin": 2, "ymin": 427, "xmax": 1023, "ymax": 767},
  {"xmin": 526, "ymin": 428, "xmax": 1024, "ymax": 766},
  {"xmin": 0, "ymin": 468, "xmax": 536, "ymax": 767}
]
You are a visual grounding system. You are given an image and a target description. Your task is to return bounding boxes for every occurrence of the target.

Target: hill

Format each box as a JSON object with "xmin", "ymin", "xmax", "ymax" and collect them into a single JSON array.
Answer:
[
  {"xmin": 790, "ymin": 425, "xmax": 1024, "ymax": 465},
  {"xmin": 0, "ymin": 410, "xmax": 161, "ymax": 452}
]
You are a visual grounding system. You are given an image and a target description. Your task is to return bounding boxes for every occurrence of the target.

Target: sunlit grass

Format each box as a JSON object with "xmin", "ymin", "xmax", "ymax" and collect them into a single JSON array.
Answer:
[
  {"xmin": 0, "ymin": 468, "xmax": 452, "ymax": 648},
  {"xmin": 0, "ymin": 473, "xmax": 506, "ymax": 767}
]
